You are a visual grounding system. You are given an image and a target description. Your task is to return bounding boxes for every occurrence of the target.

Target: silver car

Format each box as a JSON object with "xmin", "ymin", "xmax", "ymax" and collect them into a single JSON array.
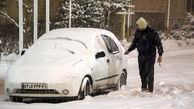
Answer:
[{"xmin": 5, "ymin": 28, "xmax": 127, "ymax": 102}]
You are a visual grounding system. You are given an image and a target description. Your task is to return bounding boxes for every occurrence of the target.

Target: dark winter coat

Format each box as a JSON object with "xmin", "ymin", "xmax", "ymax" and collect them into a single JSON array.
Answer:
[{"xmin": 128, "ymin": 26, "xmax": 163, "ymax": 60}]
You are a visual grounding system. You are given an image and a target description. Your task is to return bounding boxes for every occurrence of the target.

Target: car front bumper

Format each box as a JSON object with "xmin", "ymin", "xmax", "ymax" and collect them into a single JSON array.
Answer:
[{"xmin": 5, "ymin": 78, "xmax": 82, "ymax": 98}]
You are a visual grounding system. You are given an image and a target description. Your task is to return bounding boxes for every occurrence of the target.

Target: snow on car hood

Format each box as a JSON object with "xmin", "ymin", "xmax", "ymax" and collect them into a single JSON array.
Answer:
[
  {"xmin": 15, "ymin": 54, "xmax": 82, "ymax": 66},
  {"xmin": 6, "ymin": 53, "xmax": 95, "ymax": 83}
]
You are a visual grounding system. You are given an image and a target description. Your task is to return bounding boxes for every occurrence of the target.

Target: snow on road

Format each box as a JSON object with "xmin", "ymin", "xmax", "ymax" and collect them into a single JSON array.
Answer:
[{"xmin": 0, "ymin": 40, "xmax": 194, "ymax": 109}]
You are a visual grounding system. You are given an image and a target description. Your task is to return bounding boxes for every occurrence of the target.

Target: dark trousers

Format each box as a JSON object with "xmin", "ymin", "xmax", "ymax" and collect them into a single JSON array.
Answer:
[{"xmin": 138, "ymin": 56, "xmax": 155, "ymax": 92}]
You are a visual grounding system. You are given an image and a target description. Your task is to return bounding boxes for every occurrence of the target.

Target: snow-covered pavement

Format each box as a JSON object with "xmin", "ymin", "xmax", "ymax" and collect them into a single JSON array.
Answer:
[{"xmin": 0, "ymin": 40, "xmax": 194, "ymax": 109}]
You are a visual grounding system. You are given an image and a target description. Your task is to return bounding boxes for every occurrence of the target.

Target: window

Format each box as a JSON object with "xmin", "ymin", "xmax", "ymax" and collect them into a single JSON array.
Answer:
[
  {"xmin": 102, "ymin": 35, "xmax": 119, "ymax": 54},
  {"xmin": 186, "ymin": 0, "xmax": 194, "ymax": 13}
]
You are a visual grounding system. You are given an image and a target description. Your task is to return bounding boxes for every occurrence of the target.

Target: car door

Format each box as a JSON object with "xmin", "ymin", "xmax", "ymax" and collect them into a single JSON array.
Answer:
[
  {"xmin": 92, "ymin": 36, "xmax": 109, "ymax": 90},
  {"xmin": 107, "ymin": 35, "xmax": 123, "ymax": 81},
  {"xmin": 101, "ymin": 35, "xmax": 120, "ymax": 87}
]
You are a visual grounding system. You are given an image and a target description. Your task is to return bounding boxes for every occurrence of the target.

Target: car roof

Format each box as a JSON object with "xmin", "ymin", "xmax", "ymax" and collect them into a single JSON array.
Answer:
[
  {"xmin": 38, "ymin": 28, "xmax": 113, "ymax": 49},
  {"xmin": 40, "ymin": 28, "xmax": 112, "ymax": 39}
]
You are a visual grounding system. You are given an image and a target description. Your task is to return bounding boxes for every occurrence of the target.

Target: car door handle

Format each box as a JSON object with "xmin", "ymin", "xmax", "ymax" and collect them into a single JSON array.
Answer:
[{"xmin": 107, "ymin": 59, "xmax": 110, "ymax": 63}]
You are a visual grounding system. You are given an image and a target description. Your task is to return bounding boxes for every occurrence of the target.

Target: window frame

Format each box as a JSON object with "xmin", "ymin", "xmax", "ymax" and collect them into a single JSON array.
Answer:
[
  {"xmin": 186, "ymin": 0, "xmax": 194, "ymax": 13},
  {"xmin": 101, "ymin": 35, "xmax": 119, "ymax": 54}
]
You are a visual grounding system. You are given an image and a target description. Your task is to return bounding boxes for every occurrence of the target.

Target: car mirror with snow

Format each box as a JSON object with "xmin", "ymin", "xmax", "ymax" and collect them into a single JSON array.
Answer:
[{"xmin": 95, "ymin": 51, "xmax": 105, "ymax": 59}]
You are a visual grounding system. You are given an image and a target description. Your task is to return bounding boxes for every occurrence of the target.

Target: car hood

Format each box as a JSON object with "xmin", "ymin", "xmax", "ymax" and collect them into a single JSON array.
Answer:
[
  {"xmin": 14, "ymin": 53, "xmax": 84, "ymax": 66},
  {"xmin": 6, "ymin": 54, "xmax": 95, "ymax": 83}
]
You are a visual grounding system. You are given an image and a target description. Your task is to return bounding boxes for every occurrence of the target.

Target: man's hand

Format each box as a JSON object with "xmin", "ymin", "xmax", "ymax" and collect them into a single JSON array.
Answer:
[
  {"xmin": 124, "ymin": 51, "xmax": 130, "ymax": 55},
  {"xmin": 157, "ymin": 56, "xmax": 162, "ymax": 65}
]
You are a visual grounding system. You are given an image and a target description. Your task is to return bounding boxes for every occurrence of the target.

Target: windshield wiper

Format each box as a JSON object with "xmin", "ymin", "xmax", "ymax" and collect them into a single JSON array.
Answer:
[
  {"xmin": 64, "ymin": 48, "xmax": 75, "ymax": 54},
  {"xmin": 45, "ymin": 37, "xmax": 88, "ymax": 49}
]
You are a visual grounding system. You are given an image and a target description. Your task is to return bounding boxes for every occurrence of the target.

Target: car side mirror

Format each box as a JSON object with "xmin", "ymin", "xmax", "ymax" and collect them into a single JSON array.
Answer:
[
  {"xmin": 21, "ymin": 50, "xmax": 25, "ymax": 56},
  {"xmin": 95, "ymin": 51, "xmax": 105, "ymax": 59}
]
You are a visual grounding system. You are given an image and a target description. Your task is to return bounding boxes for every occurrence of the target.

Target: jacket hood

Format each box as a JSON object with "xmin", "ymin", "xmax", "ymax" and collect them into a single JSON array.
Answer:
[{"xmin": 136, "ymin": 17, "xmax": 148, "ymax": 29}]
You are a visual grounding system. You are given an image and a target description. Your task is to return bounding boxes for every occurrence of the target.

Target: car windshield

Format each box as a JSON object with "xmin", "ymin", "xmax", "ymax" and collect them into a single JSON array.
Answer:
[{"xmin": 45, "ymin": 37, "xmax": 88, "ymax": 49}]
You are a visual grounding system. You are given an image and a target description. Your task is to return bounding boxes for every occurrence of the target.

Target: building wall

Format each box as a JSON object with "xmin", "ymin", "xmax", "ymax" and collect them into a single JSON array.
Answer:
[
  {"xmin": 168, "ymin": 0, "xmax": 187, "ymax": 28},
  {"xmin": 0, "ymin": 0, "xmax": 18, "ymax": 25},
  {"xmin": 132, "ymin": 0, "xmax": 187, "ymax": 30},
  {"xmin": 0, "ymin": 0, "xmax": 60, "ymax": 25},
  {"xmin": 133, "ymin": 0, "xmax": 167, "ymax": 12},
  {"xmin": 170, "ymin": 0, "xmax": 187, "ymax": 18},
  {"xmin": 133, "ymin": 0, "xmax": 186, "ymax": 18},
  {"xmin": 132, "ymin": 12, "xmax": 165, "ymax": 30}
]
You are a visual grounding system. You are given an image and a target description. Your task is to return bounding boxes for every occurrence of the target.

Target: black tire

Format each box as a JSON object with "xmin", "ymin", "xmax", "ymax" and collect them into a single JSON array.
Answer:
[
  {"xmin": 11, "ymin": 96, "xmax": 23, "ymax": 102},
  {"xmin": 120, "ymin": 73, "xmax": 127, "ymax": 87},
  {"xmin": 77, "ymin": 79, "xmax": 91, "ymax": 100},
  {"xmin": 114, "ymin": 73, "xmax": 127, "ymax": 90}
]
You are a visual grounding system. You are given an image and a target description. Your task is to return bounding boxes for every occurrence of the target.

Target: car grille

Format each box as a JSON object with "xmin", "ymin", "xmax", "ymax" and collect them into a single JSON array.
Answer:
[{"xmin": 14, "ymin": 89, "xmax": 60, "ymax": 94}]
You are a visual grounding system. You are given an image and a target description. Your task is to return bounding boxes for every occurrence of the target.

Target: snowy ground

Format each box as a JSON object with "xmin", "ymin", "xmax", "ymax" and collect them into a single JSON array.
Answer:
[{"xmin": 0, "ymin": 39, "xmax": 194, "ymax": 109}]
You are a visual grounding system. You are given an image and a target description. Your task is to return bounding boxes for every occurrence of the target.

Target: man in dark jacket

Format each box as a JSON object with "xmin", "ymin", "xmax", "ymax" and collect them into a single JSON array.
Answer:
[{"xmin": 125, "ymin": 17, "xmax": 163, "ymax": 93}]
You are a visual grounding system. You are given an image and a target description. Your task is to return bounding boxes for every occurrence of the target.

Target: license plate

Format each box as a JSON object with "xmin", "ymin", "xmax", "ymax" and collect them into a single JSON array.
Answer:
[{"xmin": 21, "ymin": 83, "xmax": 48, "ymax": 89}]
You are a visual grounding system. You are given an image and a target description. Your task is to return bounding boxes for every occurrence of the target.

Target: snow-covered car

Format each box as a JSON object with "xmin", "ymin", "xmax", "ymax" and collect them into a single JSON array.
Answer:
[{"xmin": 5, "ymin": 28, "xmax": 127, "ymax": 102}]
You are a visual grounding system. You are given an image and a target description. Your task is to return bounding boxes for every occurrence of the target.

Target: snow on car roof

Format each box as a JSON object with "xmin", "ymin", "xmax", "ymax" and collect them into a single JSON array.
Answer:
[{"xmin": 38, "ymin": 28, "xmax": 110, "ymax": 49}]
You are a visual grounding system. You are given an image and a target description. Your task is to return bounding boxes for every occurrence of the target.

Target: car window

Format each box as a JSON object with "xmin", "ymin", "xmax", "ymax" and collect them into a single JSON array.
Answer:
[
  {"xmin": 102, "ymin": 35, "xmax": 119, "ymax": 54},
  {"xmin": 108, "ymin": 37, "xmax": 119, "ymax": 54},
  {"xmin": 102, "ymin": 36, "xmax": 112, "ymax": 53}
]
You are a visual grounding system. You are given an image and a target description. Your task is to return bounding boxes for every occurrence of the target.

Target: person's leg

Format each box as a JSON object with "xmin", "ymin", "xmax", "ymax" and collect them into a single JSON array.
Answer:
[
  {"xmin": 145, "ymin": 59, "xmax": 155, "ymax": 92},
  {"xmin": 138, "ymin": 58, "xmax": 147, "ymax": 91}
]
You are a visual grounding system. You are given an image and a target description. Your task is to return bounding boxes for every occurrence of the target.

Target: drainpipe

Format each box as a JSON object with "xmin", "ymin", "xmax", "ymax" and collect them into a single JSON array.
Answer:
[{"xmin": 166, "ymin": 0, "xmax": 171, "ymax": 39}]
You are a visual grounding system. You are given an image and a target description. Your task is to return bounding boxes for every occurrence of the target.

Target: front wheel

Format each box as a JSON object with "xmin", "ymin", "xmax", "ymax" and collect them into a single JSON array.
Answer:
[
  {"xmin": 77, "ymin": 78, "xmax": 92, "ymax": 100},
  {"xmin": 115, "ymin": 72, "xmax": 127, "ymax": 90},
  {"xmin": 120, "ymin": 73, "xmax": 127, "ymax": 87}
]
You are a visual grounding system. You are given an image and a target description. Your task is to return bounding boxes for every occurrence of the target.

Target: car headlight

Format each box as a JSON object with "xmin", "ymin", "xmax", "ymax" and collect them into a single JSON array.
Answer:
[
  {"xmin": 62, "ymin": 89, "xmax": 69, "ymax": 95},
  {"xmin": 6, "ymin": 88, "xmax": 10, "ymax": 94}
]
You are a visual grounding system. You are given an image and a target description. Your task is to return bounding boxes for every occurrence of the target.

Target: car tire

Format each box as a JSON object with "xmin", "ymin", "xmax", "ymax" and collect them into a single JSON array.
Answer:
[
  {"xmin": 114, "ymin": 72, "xmax": 127, "ymax": 90},
  {"xmin": 77, "ymin": 78, "xmax": 92, "ymax": 100},
  {"xmin": 11, "ymin": 96, "xmax": 23, "ymax": 102},
  {"xmin": 120, "ymin": 73, "xmax": 127, "ymax": 87}
]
